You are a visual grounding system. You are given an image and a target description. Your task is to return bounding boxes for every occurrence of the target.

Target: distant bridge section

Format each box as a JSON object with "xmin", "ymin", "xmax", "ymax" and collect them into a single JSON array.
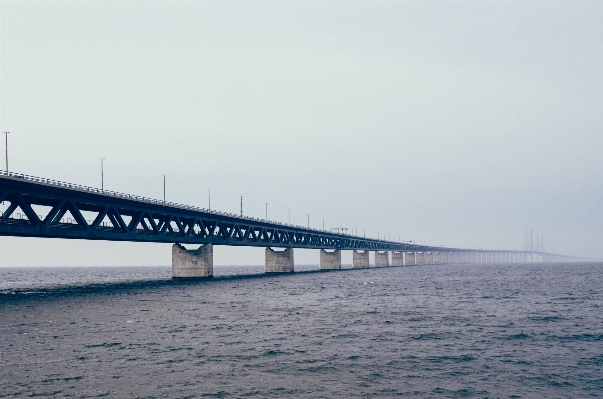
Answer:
[{"xmin": 0, "ymin": 171, "xmax": 586, "ymax": 278}]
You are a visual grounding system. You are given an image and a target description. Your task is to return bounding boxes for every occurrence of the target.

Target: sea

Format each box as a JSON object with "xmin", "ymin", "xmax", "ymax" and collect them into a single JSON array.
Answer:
[{"xmin": 1, "ymin": 262, "xmax": 602, "ymax": 398}]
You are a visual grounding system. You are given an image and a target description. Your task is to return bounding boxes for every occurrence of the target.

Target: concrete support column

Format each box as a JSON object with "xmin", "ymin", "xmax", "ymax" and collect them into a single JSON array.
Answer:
[
  {"xmin": 320, "ymin": 249, "xmax": 341, "ymax": 270},
  {"xmin": 425, "ymin": 252, "xmax": 434, "ymax": 265},
  {"xmin": 352, "ymin": 250, "xmax": 369, "ymax": 268},
  {"xmin": 404, "ymin": 252, "xmax": 416, "ymax": 266},
  {"xmin": 172, "ymin": 243, "xmax": 213, "ymax": 278},
  {"xmin": 375, "ymin": 251, "xmax": 390, "ymax": 267},
  {"xmin": 453, "ymin": 252, "xmax": 461, "ymax": 264},
  {"xmin": 391, "ymin": 251, "xmax": 403, "ymax": 267},
  {"xmin": 470, "ymin": 252, "xmax": 476, "ymax": 263},
  {"xmin": 265, "ymin": 247, "xmax": 294, "ymax": 273},
  {"xmin": 433, "ymin": 252, "xmax": 441, "ymax": 265},
  {"xmin": 416, "ymin": 252, "xmax": 425, "ymax": 265}
]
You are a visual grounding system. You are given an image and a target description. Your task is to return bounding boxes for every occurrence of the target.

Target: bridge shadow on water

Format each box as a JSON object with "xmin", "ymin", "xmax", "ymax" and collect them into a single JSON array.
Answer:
[{"xmin": 0, "ymin": 266, "xmax": 379, "ymax": 302}]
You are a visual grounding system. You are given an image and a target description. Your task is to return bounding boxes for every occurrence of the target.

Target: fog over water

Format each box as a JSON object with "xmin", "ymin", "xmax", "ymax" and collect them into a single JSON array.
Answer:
[{"xmin": 1, "ymin": 1, "xmax": 603, "ymax": 266}]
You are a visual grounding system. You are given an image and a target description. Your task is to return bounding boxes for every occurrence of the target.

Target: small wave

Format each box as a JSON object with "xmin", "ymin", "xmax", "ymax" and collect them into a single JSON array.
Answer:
[
  {"xmin": 553, "ymin": 334, "xmax": 603, "ymax": 342},
  {"xmin": 503, "ymin": 333, "xmax": 531, "ymax": 340},
  {"xmin": 425, "ymin": 354, "xmax": 476, "ymax": 363}
]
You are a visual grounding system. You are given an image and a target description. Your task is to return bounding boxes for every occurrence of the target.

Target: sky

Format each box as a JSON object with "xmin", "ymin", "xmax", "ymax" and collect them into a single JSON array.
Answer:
[{"xmin": 0, "ymin": 1, "xmax": 602, "ymax": 266}]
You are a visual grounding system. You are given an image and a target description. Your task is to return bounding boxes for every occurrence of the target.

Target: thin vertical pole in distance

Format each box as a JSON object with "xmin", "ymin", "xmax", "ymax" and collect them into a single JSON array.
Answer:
[
  {"xmin": 208, "ymin": 188, "xmax": 211, "ymax": 211},
  {"xmin": 307, "ymin": 214, "xmax": 309, "ymax": 228},
  {"xmin": 163, "ymin": 175, "xmax": 166, "ymax": 203},
  {"xmin": 265, "ymin": 203, "xmax": 268, "ymax": 220},
  {"xmin": 3, "ymin": 132, "xmax": 9, "ymax": 172},
  {"xmin": 240, "ymin": 196, "xmax": 243, "ymax": 217},
  {"xmin": 101, "ymin": 158, "xmax": 105, "ymax": 191}
]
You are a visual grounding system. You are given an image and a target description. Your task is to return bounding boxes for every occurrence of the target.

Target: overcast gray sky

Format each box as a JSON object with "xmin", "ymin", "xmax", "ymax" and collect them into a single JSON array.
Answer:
[{"xmin": 1, "ymin": 1, "xmax": 602, "ymax": 266}]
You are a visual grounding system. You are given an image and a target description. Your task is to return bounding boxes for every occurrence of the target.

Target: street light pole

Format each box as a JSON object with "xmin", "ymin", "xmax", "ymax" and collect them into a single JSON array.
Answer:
[
  {"xmin": 307, "ymin": 214, "xmax": 310, "ymax": 228},
  {"xmin": 288, "ymin": 209, "xmax": 291, "ymax": 224},
  {"xmin": 322, "ymin": 218, "xmax": 324, "ymax": 230},
  {"xmin": 3, "ymin": 132, "xmax": 9, "ymax": 172},
  {"xmin": 265, "ymin": 203, "xmax": 268, "ymax": 220},
  {"xmin": 101, "ymin": 158, "xmax": 105, "ymax": 191},
  {"xmin": 240, "ymin": 196, "xmax": 243, "ymax": 217},
  {"xmin": 163, "ymin": 175, "xmax": 166, "ymax": 203}
]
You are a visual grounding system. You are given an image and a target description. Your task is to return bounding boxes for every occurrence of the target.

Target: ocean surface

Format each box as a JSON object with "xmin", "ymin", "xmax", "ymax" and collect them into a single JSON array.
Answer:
[{"xmin": 1, "ymin": 262, "xmax": 602, "ymax": 398}]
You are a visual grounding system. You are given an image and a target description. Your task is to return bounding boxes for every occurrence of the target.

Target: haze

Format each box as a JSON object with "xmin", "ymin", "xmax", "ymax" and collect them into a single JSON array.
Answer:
[{"xmin": 1, "ymin": 1, "xmax": 601, "ymax": 266}]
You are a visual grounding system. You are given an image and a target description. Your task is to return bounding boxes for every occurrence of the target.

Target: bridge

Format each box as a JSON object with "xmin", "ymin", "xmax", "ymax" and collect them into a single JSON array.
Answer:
[{"xmin": 0, "ymin": 171, "xmax": 584, "ymax": 277}]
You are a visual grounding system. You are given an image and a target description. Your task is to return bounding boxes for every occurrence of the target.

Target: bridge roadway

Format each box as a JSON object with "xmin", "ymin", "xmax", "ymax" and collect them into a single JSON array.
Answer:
[{"xmin": 0, "ymin": 171, "xmax": 582, "ymax": 278}]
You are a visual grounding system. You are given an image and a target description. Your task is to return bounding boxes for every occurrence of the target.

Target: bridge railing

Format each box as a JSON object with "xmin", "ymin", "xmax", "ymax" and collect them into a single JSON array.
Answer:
[{"xmin": 0, "ymin": 170, "xmax": 377, "ymax": 240}]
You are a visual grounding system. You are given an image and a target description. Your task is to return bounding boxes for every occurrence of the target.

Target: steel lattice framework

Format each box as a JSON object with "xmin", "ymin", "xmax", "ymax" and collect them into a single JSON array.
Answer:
[
  {"xmin": 0, "ymin": 172, "xmax": 444, "ymax": 251},
  {"xmin": 0, "ymin": 172, "xmax": 588, "ymax": 262}
]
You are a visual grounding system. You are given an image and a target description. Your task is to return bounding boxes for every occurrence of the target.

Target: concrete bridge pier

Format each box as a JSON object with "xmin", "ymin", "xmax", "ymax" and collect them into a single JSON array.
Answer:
[
  {"xmin": 433, "ymin": 252, "xmax": 441, "ymax": 265},
  {"xmin": 265, "ymin": 247, "xmax": 294, "ymax": 273},
  {"xmin": 320, "ymin": 249, "xmax": 341, "ymax": 270},
  {"xmin": 453, "ymin": 252, "xmax": 461, "ymax": 264},
  {"xmin": 425, "ymin": 252, "xmax": 434, "ymax": 265},
  {"xmin": 375, "ymin": 251, "xmax": 390, "ymax": 267},
  {"xmin": 391, "ymin": 251, "xmax": 403, "ymax": 266},
  {"xmin": 404, "ymin": 252, "xmax": 416, "ymax": 266},
  {"xmin": 470, "ymin": 252, "xmax": 476, "ymax": 263},
  {"xmin": 416, "ymin": 252, "xmax": 425, "ymax": 265},
  {"xmin": 172, "ymin": 243, "xmax": 213, "ymax": 278},
  {"xmin": 352, "ymin": 250, "xmax": 369, "ymax": 268}
]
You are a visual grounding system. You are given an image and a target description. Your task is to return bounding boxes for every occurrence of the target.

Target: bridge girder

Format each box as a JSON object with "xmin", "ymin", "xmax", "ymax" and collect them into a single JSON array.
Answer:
[{"xmin": 0, "ymin": 174, "xmax": 421, "ymax": 251}]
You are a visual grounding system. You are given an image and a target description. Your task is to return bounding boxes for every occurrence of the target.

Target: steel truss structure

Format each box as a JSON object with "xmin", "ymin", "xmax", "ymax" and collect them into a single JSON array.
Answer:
[
  {"xmin": 0, "ymin": 172, "xmax": 586, "ymax": 261},
  {"xmin": 0, "ymin": 173, "xmax": 434, "ymax": 251}
]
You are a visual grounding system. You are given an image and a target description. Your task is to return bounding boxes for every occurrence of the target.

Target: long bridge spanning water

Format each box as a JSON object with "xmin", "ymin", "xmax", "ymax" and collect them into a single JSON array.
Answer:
[{"xmin": 0, "ymin": 171, "xmax": 583, "ymax": 277}]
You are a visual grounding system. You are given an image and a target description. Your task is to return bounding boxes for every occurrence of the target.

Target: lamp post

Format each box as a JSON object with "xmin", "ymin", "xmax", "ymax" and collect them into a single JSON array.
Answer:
[
  {"xmin": 265, "ymin": 203, "xmax": 268, "ymax": 220},
  {"xmin": 101, "ymin": 158, "xmax": 105, "ymax": 191},
  {"xmin": 240, "ymin": 196, "xmax": 243, "ymax": 217},
  {"xmin": 163, "ymin": 175, "xmax": 166, "ymax": 203},
  {"xmin": 307, "ymin": 214, "xmax": 310, "ymax": 228},
  {"xmin": 288, "ymin": 209, "xmax": 291, "ymax": 224},
  {"xmin": 3, "ymin": 131, "xmax": 9, "ymax": 172}
]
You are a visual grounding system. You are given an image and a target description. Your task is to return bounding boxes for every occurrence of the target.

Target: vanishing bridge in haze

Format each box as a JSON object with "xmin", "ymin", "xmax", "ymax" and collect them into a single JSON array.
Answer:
[{"xmin": 0, "ymin": 171, "xmax": 584, "ymax": 278}]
